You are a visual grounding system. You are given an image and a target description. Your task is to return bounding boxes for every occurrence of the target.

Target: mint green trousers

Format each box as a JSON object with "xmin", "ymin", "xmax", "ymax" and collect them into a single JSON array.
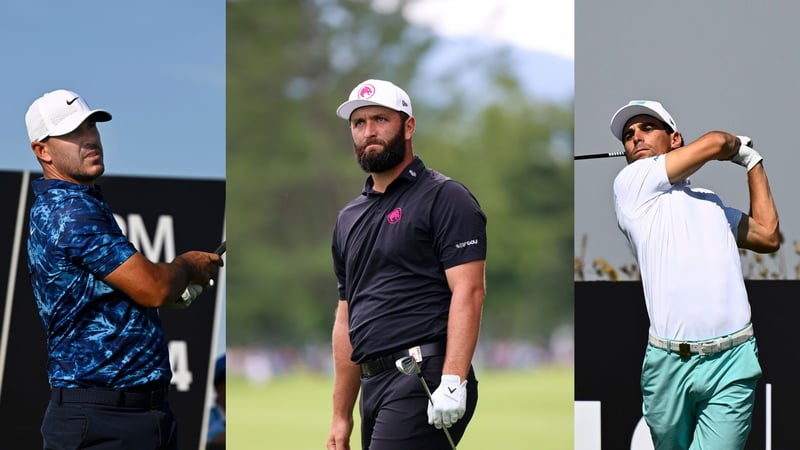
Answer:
[{"xmin": 640, "ymin": 337, "xmax": 761, "ymax": 450}]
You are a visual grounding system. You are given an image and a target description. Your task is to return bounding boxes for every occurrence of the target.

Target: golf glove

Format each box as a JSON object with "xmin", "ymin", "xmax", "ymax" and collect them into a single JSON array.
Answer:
[
  {"xmin": 169, "ymin": 284, "xmax": 204, "ymax": 309},
  {"xmin": 427, "ymin": 375, "xmax": 467, "ymax": 429},
  {"xmin": 731, "ymin": 135, "xmax": 763, "ymax": 172}
]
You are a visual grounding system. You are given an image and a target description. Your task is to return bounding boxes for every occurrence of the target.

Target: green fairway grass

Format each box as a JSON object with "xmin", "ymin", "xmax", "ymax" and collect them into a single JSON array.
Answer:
[{"xmin": 227, "ymin": 364, "xmax": 573, "ymax": 449}]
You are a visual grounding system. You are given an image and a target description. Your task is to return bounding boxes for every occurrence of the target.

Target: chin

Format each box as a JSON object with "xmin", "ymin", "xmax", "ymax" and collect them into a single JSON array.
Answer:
[{"xmin": 89, "ymin": 166, "xmax": 105, "ymax": 179}]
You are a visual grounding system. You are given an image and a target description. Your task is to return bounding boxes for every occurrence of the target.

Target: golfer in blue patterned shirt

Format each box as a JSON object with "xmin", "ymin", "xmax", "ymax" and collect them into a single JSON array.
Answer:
[{"xmin": 25, "ymin": 89, "xmax": 223, "ymax": 450}]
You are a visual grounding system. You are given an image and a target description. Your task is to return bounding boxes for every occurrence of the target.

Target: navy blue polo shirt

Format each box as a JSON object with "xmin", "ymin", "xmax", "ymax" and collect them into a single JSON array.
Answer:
[
  {"xmin": 28, "ymin": 178, "xmax": 172, "ymax": 388},
  {"xmin": 332, "ymin": 157, "xmax": 487, "ymax": 363}
]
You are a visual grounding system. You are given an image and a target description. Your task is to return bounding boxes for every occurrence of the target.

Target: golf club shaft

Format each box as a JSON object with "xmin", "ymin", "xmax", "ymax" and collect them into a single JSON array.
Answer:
[
  {"xmin": 415, "ymin": 374, "xmax": 457, "ymax": 450},
  {"xmin": 574, "ymin": 151, "xmax": 625, "ymax": 160},
  {"xmin": 214, "ymin": 240, "xmax": 226, "ymax": 255}
]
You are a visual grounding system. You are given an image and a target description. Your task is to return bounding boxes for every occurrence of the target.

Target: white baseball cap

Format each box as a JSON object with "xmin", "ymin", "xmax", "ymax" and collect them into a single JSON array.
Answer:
[
  {"xmin": 336, "ymin": 79, "xmax": 413, "ymax": 120},
  {"xmin": 25, "ymin": 89, "xmax": 112, "ymax": 142},
  {"xmin": 610, "ymin": 100, "xmax": 677, "ymax": 142}
]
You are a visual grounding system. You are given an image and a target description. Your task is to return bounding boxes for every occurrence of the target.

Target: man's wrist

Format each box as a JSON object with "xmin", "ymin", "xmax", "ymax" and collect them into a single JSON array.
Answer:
[{"xmin": 441, "ymin": 374, "xmax": 462, "ymax": 384}]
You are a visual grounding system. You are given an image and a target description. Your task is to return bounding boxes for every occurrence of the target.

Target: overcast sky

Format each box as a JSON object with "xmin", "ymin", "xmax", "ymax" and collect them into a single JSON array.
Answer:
[
  {"xmin": 404, "ymin": 0, "xmax": 573, "ymax": 61},
  {"xmin": 575, "ymin": 1, "xmax": 800, "ymax": 280}
]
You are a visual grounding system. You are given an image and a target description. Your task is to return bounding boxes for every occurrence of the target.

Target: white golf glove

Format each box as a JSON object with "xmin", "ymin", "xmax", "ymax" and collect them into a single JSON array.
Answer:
[
  {"xmin": 731, "ymin": 135, "xmax": 763, "ymax": 172},
  {"xmin": 168, "ymin": 284, "xmax": 204, "ymax": 309},
  {"xmin": 427, "ymin": 375, "xmax": 467, "ymax": 429}
]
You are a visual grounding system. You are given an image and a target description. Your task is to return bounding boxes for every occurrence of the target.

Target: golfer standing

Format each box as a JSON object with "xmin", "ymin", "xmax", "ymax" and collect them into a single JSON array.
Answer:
[
  {"xmin": 326, "ymin": 79, "xmax": 486, "ymax": 450},
  {"xmin": 25, "ymin": 89, "xmax": 223, "ymax": 449},
  {"xmin": 610, "ymin": 100, "xmax": 779, "ymax": 449}
]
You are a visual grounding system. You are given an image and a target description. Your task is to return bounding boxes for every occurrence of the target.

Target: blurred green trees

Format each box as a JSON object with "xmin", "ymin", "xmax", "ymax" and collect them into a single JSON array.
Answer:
[{"xmin": 226, "ymin": 0, "xmax": 573, "ymax": 345}]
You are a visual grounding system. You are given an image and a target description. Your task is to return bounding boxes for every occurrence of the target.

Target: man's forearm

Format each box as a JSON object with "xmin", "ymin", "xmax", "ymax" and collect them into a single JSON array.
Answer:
[
  {"xmin": 443, "ymin": 290, "xmax": 484, "ymax": 380},
  {"xmin": 747, "ymin": 164, "xmax": 780, "ymax": 250},
  {"xmin": 332, "ymin": 303, "xmax": 360, "ymax": 419}
]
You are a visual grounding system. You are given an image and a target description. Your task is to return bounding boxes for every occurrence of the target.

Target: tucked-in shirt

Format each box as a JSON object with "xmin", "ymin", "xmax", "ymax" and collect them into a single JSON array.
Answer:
[
  {"xmin": 332, "ymin": 157, "xmax": 487, "ymax": 363},
  {"xmin": 28, "ymin": 178, "xmax": 172, "ymax": 388},
  {"xmin": 613, "ymin": 155, "xmax": 750, "ymax": 341}
]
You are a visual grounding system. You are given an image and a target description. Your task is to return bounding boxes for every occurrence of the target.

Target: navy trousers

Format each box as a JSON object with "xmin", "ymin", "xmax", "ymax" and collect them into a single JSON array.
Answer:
[
  {"xmin": 41, "ymin": 399, "xmax": 177, "ymax": 450},
  {"xmin": 360, "ymin": 354, "xmax": 479, "ymax": 450}
]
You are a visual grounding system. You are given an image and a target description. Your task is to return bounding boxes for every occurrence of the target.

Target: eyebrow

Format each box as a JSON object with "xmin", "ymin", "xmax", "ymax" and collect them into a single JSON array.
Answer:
[
  {"xmin": 625, "ymin": 119, "xmax": 663, "ymax": 132},
  {"xmin": 350, "ymin": 111, "xmax": 395, "ymax": 125},
  {"xmin": 630, "ymin": 118, "xmax": 661, "ymax": 127}
]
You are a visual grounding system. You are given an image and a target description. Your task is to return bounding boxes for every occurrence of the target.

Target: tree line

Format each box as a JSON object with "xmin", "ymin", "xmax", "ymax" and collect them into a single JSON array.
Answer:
[{"xmin": 226, "ymin": 0, "xmax": 574, "ymax": 346}]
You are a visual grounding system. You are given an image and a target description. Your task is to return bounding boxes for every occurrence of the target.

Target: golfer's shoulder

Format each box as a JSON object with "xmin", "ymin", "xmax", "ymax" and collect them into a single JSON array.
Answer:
[
  {"xmin": 613, "ymin": 157, "xmax": 662, "ymax": 188},
  {"xmin": 334, "ymin": 194, "xmax": 371, "ymax": 231}
]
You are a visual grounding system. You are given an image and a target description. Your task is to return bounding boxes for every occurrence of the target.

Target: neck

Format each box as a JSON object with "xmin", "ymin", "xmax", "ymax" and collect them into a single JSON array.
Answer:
[{"xmin": 42, "ymin": 168, "xmax": 95, "ymax": 187}]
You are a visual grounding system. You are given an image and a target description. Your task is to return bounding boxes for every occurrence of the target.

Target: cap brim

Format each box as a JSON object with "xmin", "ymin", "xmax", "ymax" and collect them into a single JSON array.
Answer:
[
  {"xmin": 336, "ymin": 100, "xmax": 389, "ymax": 120},
  {"xmin": 610, "ymin": 104, "xmax": 663, "ymax": 141},
  {"xmin": 47, "ymin": 109, "xmax": 112, "ymax": 138}
]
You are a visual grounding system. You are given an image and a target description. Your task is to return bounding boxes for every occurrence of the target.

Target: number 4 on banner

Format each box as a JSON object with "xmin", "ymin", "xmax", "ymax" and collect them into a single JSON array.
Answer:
[{"xmin": 169, "ymin": 340, "xmax": 193, "ymax": 391}]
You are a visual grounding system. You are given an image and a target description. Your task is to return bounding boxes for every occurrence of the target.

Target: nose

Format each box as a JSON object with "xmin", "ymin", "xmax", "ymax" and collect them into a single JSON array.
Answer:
[
  {"xmin": 362, "ymin": 119, "xmax": 378, "ymax": 136},
  {"xmin": 631, "ymin": 127, "xmax": 645, "ymax": 144}
]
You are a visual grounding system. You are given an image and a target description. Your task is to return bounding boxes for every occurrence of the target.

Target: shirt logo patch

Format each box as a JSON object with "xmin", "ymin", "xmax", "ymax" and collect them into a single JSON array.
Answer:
[
  {"xmin": 387, "ymin": 207, "xmax": 402, "ymax": 224},
  {"xmin": 456, "ymin": 239, "xmax": 478, "ymax": 249}
]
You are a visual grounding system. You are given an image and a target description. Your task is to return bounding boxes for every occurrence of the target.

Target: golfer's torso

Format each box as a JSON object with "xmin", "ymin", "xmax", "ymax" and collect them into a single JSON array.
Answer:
[
  {"xmin": 615, "ymin": 158, "xmax": 750, "ymax": 340},
  {"xmin": 336, "ymin": 165, "xmax": 452, "ymax": 362},
  {"xmin": 28, "ymin": 179, "xmax": 172, "ymax": 388}
]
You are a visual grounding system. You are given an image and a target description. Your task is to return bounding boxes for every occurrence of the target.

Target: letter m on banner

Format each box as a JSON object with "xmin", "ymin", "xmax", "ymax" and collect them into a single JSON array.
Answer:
[{"xmin": 114, "ymin": 214, "xmax": 176, "ymax": 262}]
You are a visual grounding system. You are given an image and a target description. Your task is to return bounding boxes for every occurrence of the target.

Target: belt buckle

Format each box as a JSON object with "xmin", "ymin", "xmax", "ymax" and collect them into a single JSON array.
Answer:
[
  {"xmin": 678, "ymin": 343, "xmax": 691, "ymax": 360},
  {"xmin": 408, "ymin": 346, "xmax": 423, "ymax": 363}
]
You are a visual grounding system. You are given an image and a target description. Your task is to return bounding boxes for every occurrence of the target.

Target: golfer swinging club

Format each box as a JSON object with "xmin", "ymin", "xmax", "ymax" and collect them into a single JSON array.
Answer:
[
  {"xmin": 610, "ymin": 100, "xmax": 780, "ymax": 449},
  {"xmin": 326, "ymin": 79, "xmax": 487, "ymax": 450}
]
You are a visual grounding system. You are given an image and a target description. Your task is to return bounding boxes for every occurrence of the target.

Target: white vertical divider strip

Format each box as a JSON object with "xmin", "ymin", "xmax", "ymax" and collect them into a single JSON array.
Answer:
[
  {"xmin": 0, "ymin": 171, "xmax": 30, "ymax": 401},
  {"xmin": 200, "ymin": 215, "xmax": 226, "ymax": 450},
  {"xmin": 765, "ymin": 383, "xmax": 772, "ymax": 450}
]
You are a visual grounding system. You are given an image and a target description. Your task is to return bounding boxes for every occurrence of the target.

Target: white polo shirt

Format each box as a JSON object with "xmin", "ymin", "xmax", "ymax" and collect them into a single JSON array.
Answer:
[{"xmin": 613, "ymin": 155, "xmax": 750, "ymax": 341}]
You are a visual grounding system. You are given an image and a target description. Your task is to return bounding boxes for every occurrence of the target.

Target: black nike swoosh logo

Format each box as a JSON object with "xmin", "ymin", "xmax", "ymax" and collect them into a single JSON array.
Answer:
[
  {"xmin": 66, "ymin": 97, "xmax": 79, "ymax": 105},
  {"xmin": 448, "ymin": 387, "xmax": 457, "ymax": 394}
]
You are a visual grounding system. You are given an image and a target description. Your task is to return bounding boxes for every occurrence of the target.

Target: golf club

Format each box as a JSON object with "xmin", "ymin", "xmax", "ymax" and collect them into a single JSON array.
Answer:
[
  {"xmin": 395, "ymin": 356, "xmax": 457, "ymax": 450},
  {"xmin": 214, "ymin": 240, "xmax": 226, "ymax": 256},
  {"xmin": 208, "ymin": 240, "xmax": 226, "ymax": 287},
  {"xmin": 574, "ymin": 151, "xmax": 626, "ymax": 160}
]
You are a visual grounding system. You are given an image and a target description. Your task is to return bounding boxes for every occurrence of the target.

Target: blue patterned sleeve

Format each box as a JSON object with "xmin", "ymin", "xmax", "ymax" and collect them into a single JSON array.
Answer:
[{"xmin": 55, "ymin": 194, "xmax": 137, "ymax": 278}]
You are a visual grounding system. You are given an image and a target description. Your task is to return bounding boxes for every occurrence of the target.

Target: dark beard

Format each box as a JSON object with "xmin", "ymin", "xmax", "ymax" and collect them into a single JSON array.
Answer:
[{"xmin": 354, "ymin": 127, "xmax": 406, "ymax": 173}]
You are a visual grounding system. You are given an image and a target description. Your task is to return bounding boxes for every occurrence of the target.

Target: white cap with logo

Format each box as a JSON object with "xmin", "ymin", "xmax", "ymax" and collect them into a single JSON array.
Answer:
[
  {"xmin": 25, "ymin": 89, "xmax": 112, "ymax": 142},
  {"xmin": 610, "ymin": 100, "xmax": 677, "ymax": 142},
  {"xmin": 336, "ymin": 79, "xmax": 413, "ymax": 120}
]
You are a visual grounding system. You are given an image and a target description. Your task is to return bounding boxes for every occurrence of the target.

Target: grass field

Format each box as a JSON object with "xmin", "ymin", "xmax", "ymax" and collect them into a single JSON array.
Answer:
[{"xmin": 227, "ymin": 364, "xmax": 574, "ymax": 449}]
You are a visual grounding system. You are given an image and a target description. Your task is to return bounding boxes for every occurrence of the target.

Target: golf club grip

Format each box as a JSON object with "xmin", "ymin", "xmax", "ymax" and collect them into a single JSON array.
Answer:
[
  {"xmin": 214, "ymin": 241, "xmax": 226, "ymax": 256},
  {"xmin": 574, "ymin": 151, "xmax": 625, "ymax": 160}
]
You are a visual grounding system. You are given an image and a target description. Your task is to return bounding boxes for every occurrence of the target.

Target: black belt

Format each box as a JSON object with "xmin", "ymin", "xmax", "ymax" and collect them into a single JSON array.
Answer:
[
  {"xmin": 360, "ymin": 342, "xmax": 446, "ymax": 378},
  {"xmin": 51, "ymin": 386, "xmax": 169, "ymax": 409}
]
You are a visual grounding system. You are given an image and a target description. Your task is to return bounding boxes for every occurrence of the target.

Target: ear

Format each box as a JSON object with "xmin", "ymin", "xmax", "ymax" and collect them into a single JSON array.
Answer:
[
  {"xmin": 404, "ymin": 116, "xmax": 415, "ymax": 140},
  {"xmin": 31, "ymin": 141, "xmax": 53, "ymax": 163},
  {"xmin": 670, "ymin": 131, "xmax": 684, "ymax": 149}
]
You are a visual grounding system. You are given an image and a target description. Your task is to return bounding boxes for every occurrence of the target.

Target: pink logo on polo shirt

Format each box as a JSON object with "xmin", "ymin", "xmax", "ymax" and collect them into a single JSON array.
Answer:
[{"xmin": 387, "ymin": 208, "xmax": 402, "ymax": 224}]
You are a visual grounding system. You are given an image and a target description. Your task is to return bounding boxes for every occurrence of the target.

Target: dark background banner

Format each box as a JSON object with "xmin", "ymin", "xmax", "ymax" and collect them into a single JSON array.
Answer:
[
  {"xmin": 575, "ymin": 280, "xmax": 798, "ymax": 450},
  {"xmin": 0, "ymin": 171, "xmax": 225, "ymax": 449}
]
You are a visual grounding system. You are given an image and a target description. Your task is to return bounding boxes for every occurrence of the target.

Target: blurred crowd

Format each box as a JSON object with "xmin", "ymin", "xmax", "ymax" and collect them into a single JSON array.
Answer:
[{"xmin": 226, "ymin": 325, "xmax": 573, "ymax": 384}]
